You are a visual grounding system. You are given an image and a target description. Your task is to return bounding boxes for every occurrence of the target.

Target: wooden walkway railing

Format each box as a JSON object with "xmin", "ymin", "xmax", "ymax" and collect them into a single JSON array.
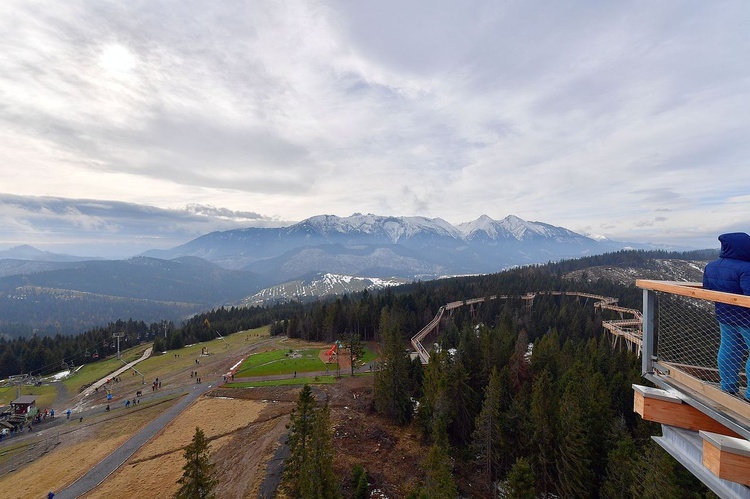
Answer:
[{"xmin": 411, "ymin": 291, "xmax": 643, "ymax": 363}]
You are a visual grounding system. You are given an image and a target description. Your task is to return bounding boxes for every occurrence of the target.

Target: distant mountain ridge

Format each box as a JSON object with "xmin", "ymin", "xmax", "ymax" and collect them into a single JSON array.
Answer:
[
  {"xmin": 240, "ymin": 272, "xmax": 411, "ymax": 307},
  {"xmin": 0, "ymin": 213, "xmax": 692, "ymax": 335},
  {"xmin": 0, "ymin": 244, "xmax": 96, "ymax": 263},
  {"xmin": 142, "ymin": 213, "xmax": 657, "ymax": 279},
  {"xmin": 0, "ymin": 256, "xmax": 269, "ymax": 336}
]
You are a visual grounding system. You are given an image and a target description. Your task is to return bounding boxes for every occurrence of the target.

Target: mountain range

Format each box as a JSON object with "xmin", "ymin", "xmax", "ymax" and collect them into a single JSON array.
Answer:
[
  {"xmin": 0, "ymin": 213, "xmax": 687, "ymax": 336},
  {"xmin": 142, "ymin": 213, "xmax": 660, "ymax": 279}
]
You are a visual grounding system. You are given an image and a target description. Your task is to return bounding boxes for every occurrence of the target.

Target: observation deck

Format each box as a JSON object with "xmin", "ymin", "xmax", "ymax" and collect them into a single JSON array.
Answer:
[{"xmin": 635, "ymin": 280, "xmax": 750, "ymax": 498}]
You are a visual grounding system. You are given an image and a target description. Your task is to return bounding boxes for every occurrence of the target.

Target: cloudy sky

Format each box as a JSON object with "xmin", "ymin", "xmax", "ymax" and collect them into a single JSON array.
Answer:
[{"xmin": 0, "ymin": 1, "xmax": 748, "ymax": 257}]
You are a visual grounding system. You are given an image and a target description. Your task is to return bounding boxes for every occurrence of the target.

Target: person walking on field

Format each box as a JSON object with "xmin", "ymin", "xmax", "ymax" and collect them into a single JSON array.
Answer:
[{"xmin": 703, "ymin": 232, "xmax": 750, "ymax": 399}]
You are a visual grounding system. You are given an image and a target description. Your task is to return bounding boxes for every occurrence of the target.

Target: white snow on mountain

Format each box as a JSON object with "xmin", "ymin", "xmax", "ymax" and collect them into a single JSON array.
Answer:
[
  {"xmin": 457, "ymin": 214, "xmax": 581, "ymax": 241},
  {"xmin": 296, "ymin": 213, "xmax": 589, "ymax": 243},
  {"xmin": 457, "ymin": 214, "xmax": 503, "ymax": 239},
  {"xmin": 241, "ymin": 272, "xmax": 410, "ymax": 306},
  {"xmin": 301, "ymin": 213, "xmax": 463, "ymax": 242},
  {"xmin": 583, "ymin": 232, "xmax": 611, "ymax": 242}
]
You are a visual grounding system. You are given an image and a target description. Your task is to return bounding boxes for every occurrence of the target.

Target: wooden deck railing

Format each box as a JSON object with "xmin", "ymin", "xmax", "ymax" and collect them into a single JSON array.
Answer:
[{"xmin": 636, "ymin": 280, "xmax": 750, "ymax": 440}]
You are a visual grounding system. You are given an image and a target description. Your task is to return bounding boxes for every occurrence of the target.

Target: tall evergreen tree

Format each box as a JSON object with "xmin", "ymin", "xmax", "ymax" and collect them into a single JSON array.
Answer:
[
  {"xmin": 505, "ymin": 457, "xmax": 536, "ymax": 499},
  {"xmin": 529, "ymin": 369, "xmax": 558, "ymax": 496},
  {"xmin": 632, "ymin": 442, "xmax": 682, "ymax": 499},
  {"xmin": 472, "ymin": 366, "xmax": 502, "ymax": 492},
  {"xmin": 374, "ymin": 308, "xmax": 413, "ymax": 424},
  {"xmin": 601, "ymin": 427, "xmax": 638, "ymax": 498},
  {"xmin": 445, "ymin": 356, "xmax": 476, "ymax": 445},
  {"xmin": 556, "ymin": 380, "xmax": 595, "ymax": 498},
  {"xmin": 283, "ymin": 384, "xmax": 317, "ymax": 497},
  {"xmin": 417, "ymin": 350, "xmax": 448, "ymax": 438},
  {"xmin": 299, "ymin": 404, "xmax": 341, "ymax": 499},
  {"xmin": 345, "ymin": 331, "xmax": 364, "ymax": 376},
  {"xmin": 420, "ymin": 423, "xmax": 458, "ymax": 499},
  {"xmin": 175, "ymin": 427, "xmax": 218, "ymax": 499}
]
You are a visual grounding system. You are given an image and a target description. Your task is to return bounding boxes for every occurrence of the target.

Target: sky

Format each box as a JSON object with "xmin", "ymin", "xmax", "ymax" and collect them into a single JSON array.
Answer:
[{"xmin": 0, "ymin": 1, "xmax": 748, "ymax": 257}]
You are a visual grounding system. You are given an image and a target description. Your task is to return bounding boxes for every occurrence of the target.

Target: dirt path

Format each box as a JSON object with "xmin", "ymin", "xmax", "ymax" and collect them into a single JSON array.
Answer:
[
  {"xmin": 81, "ymin": 395, "xmax": 279, "ymax": 499},
  {"xmin": 257, "ymin": 426, "xmax": 290, "ymax": 499},
  {"xmin": 56, "ymin": 381, "xmax": 213, "ymax": 499},
  {"xmin": 1, "ymin": 336, "xmax": 374, "ymax": 498},
  {"xmin": 53, "ymin": 380, "xmax": 70, "ymax": 409}
]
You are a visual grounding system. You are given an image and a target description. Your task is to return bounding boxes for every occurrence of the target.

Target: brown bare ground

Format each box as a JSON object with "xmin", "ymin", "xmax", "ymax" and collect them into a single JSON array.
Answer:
[
  {"xmin": 1, "ymin": 334, "xmax": 439, "ymax": 499},
  {"xmin": 0, "ymin": 398, "xmax": 182, "ymax": 498},
  {"xmin": 82, "ymin": 394, "xmax": 294, "ymax": 499},
  {"xmin": 327, "ymin": 375, "xmax": 428, "ymax": 498}
]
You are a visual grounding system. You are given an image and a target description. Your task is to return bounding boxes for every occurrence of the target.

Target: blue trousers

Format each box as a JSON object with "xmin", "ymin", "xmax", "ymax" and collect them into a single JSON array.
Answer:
[{"xmin": 718, "ymin": 322, "xmax": 750, "ymax": 398}]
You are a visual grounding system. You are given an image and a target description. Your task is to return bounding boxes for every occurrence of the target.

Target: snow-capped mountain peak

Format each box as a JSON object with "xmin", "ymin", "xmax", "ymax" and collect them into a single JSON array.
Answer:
[
  {"xmin": 457, "ymin": 214, "xmax": 498, "ymax": 238},
  {"xmin": 291, "ymin": 213, "xmax": 462, "ymax": 242}
]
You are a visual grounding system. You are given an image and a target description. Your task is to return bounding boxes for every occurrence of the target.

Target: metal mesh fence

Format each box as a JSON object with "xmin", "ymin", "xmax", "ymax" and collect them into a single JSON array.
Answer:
[
  {"xmin": 655, "ymin": 291, "xmax": 749, "ymax": 400},
  {"xmin": 0, "ymin": 430, "xmax": 60, "ymax": 477}
]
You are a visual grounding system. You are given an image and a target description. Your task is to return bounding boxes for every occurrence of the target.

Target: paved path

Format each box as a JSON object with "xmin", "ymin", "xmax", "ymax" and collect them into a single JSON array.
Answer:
[
  {"xmin": 258, "ymin": 433, "xmax": 289, "ymax": 499},
  {"xmin": 78, "ymin": 347, "xmax": 153, "ymax": 400},
  {"xmin": 55, "ymin": 380, "xmax": 215, "ymax": 499},
  {"xmin": 50, "ymin": 339, "xmax": 348, "ymax": 497}
]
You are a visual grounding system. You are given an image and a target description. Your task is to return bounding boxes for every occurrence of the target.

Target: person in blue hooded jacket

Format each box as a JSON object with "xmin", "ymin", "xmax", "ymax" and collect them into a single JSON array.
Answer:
[{"xmin": 703, "ymin": 232, "xmax": 750, "ymax": 399}]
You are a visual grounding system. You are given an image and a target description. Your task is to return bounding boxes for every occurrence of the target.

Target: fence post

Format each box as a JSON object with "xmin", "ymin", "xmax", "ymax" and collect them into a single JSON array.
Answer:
[{"xmin": 642, "ymin": 288, "xmax": 655, "ymax": 375}]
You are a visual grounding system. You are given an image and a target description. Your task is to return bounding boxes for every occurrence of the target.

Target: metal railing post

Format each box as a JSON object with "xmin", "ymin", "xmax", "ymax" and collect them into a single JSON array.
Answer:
[{"xmin": 642, "ymin": 288, "xmax": 655, "ymax": 375}]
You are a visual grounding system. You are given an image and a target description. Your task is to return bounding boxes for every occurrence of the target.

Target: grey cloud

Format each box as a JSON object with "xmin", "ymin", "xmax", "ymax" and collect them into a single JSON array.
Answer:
[
  {"xmin": 0, "ymin": 1, "xmax": 747, "ymax": 252},
  {"xmin": 632, "ymin": 189, "xmax": 681, "ymax": 204},
  {"xmin": 0, "ymin": 194, "xmax": 288, "ymax": 257},
  {"xmin": 635, "ymin": 217, "xmax": 668, "ymax": 228},
  {"xmin": 184, "ymin": 204, "xmax": 272, "ymax": 221}
]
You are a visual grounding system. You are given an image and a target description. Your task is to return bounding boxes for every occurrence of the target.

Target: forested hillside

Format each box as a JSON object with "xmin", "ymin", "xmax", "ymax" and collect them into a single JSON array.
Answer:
[
  {"xmin": 0, "ymin": 249, "xmax": 709, "ymax": 380},
  {"xmin": 0, "ymin": 256, "xmax": 269, "ymax": 337},
  {"xmin": 0, "ymin": 249, "xmax": 716, "ymax": 496}
]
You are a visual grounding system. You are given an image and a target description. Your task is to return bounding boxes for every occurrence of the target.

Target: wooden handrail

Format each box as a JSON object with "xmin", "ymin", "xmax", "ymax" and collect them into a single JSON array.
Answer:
[
  {"xmin": 636, "ymin": 280, "xmax": 750, "ymax": 308},
  {"xmin": 412, "ymin": 290, "xmax": 643, "ymax": 363}
]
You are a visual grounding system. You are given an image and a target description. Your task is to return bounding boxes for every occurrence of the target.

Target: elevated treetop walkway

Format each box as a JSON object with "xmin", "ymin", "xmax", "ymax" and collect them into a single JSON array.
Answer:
[{"xmin": 410, "ymin": 291, "xmax": 642, "ymax": 364}]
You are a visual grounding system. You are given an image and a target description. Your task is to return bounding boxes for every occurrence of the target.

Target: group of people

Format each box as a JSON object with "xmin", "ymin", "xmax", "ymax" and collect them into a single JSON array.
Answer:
[{"xmin": 124, "ymin": 398, "xmax": 140, "ymax": 408}]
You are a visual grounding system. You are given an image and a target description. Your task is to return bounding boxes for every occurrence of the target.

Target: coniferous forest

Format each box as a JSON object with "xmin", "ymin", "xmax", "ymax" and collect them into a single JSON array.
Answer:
[{"xmin": 0, "ymin": 249, "xmax": 715, "ymax": 496}]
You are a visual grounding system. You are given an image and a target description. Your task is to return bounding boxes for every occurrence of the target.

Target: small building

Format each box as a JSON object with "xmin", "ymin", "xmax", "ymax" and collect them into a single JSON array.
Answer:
[
  {"xmin": 10, "ymin": 395, "xmax": 37, "ymax": 416},
  {"xmin": 9, "ymin": 395, "xmax": 38, "ymax": 427}
]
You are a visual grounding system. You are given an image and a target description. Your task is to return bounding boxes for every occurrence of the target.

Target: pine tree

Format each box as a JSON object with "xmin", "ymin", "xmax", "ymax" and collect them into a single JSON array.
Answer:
[
  {"xmin": 374, "ymin": 308, "xmax": 413, "ymax": 424},
  {"xmin": 352, "ymin": 465, "xmax": 368, "ymax": 499},
  {"xmin": 508, "ymin": 329, "xmax": 530, "ymax": 392},
  {"xmin": 529, "ymin": 369, "xmax": 558, "ymax": 496},
  {"xmin": 556, "ymin": 380, "xmax": 595, "ymax": 498},
  {"xmin": 601, "ymin": 429, "xmax": 637, "ymax": 498},
  {"xmin": 472, "ymin": 367, "xmax": 502, "ymax": 492},
  {"xmin": 299, "ymin": 404, "xmax": 341, "ymax": 499},
  {"xmin": 505, "ymin": 456, "xmax": 536, "ymax": 499},
  {"xmin": 346, "ymin": 331, "xmax": 364, "ymax": 376},
  {"xmin": 445, "ymin": 357, "xmax": 476, "ymax": 445},
  {"xmin": 153, "ymin": 335, "xmax": 165, "ymax": 353},
  {"xmin": 632, "ymin": 442, "xmax": 682, "ymax": 499},
  {"xmin": 175, "ymin": 427, "xmax": 217, "ymax": 499},
  {"xmin": 283, "ymin": 384, "xmax": 316, "ymax": 497},
  {"xmin": 421, "ymin": 423, "xmax": 458, "ymax": 499},
  {"xmin": 417, "ymin": 349, "xmax": 448, "ymax": 438}
]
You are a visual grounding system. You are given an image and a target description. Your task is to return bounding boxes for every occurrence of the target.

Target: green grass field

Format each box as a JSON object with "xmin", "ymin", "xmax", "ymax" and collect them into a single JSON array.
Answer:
[
  {"xmin": 1, "ymin": 330, "xmax": 378, "ymax": 409},
  {"xmin": 1, "ymin": 326, "xmax": 272, "ymax": 408},
  {"xmin": 0, "ymin": 344, "xmax": 151, "ymax": 409},
  {"xmin": 359, "ymin": 345, "xmax": 378, "ymax": 365},
  {"xmin": 60, "ymin": 343, "xmax": 152, "ymax": 394},
  {"xmin": 234, "ymin": 344, "xmax": 378, "ymax": 378},
  {"xmin": 234, "ymin": 348, "xmax": 332, "ymax": 377},
  {"xmin": 226, "ymin": 375, "xmax": 339, "ymax": 387},
  {"xmin": 132, "ymin": 326, "xmax": 272, "ymax": 382}
]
